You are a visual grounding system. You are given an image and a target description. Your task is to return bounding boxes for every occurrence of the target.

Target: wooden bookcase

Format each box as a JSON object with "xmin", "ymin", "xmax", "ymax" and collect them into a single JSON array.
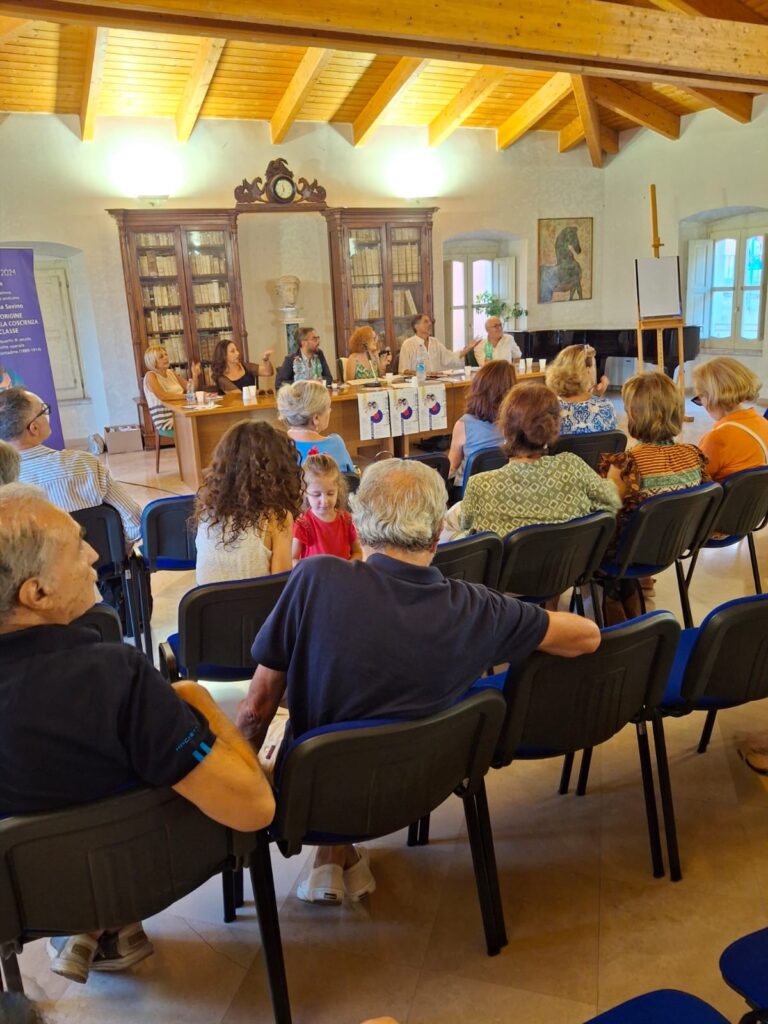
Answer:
[
  {"xmin": 109, "ymin": 208, "xmax": 247, "ymax": 447},
  {"xmin": 322, "ymin": 207, "xmax": 437, "ymax": 358}
]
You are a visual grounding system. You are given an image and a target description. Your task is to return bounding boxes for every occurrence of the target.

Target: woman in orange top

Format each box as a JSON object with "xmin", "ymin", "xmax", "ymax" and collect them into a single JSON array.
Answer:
[{"xmin": 692, "ymin": 357, "xmax": 768, "ymax": 481}]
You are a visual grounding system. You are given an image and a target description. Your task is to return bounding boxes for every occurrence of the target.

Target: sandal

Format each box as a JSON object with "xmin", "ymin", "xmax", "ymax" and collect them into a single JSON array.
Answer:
[{"xmin": 296, "ymin": 863, "xmax": 344, "ymax": 905}]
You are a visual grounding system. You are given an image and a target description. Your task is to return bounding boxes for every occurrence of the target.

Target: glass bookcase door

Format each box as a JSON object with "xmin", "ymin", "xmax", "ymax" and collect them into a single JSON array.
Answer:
[
  {"xmin": 135, "ymin": 230, "xmax": 187, "ymax": 370},
  {"xmin": 183, "ymin": 228, "xmax": 234, "ymax": 386},
  {"xmin": 348, "ymin": 227, "xmax": 385, "ymax": 337},
  {"xmin": 389, "ymin": 225, "xmax": 423, "ymax": 343}
]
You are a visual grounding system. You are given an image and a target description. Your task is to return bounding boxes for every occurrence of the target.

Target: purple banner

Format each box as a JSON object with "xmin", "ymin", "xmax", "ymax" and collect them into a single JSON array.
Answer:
[{"xmin": 0, "ymin": 249, "xmax": 64, "ymax": 449}]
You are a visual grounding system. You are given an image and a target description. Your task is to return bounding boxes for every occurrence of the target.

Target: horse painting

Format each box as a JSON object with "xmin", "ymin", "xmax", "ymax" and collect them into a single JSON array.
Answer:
[{"xmin": 538, "ymin": 219, "xmax": 593, "ymax": 303}]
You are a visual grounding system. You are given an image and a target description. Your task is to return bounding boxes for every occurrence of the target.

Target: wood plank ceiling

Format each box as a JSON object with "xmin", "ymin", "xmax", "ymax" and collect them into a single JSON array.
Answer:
[{"xmin": 0, "ymin": 0, "xmax": 765, "ymax": 166}]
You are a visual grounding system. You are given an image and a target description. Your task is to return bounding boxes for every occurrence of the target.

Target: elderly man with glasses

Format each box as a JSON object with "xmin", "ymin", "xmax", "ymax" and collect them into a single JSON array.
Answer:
[{"xmin": 0, "ymin": 387, "xmax": 141, "ymax": 545}]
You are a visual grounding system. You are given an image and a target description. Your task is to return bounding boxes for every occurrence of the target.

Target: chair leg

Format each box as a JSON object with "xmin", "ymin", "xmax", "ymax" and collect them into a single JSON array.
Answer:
[
  {"xmin": 474, "ymin": 780, "xmax": 507, "ymax": 949},
  {"xmin": 697, "ymin": 708, "xmax": 718, "ymax": 754},
  {"xmin": 155, "ymin": 429, "xmax": 161, "ymax": 474},
  {"xmin": 558, "ymin": 752, "xmax": 575, "ymax": 795},
  {"xmin": 407, "ymin": 822, "xmax": 419, "ymax": 847},
  {"xmin": 417, "ymin": 814, "xmax": 431, "ymax": 846},
  {"xmin": 748, "ymin": 533, "xmax": 763, "ymax": 594},
  {"xmin": 250, "ymin": 832, "xmax": 293, "ymax": 1024},
  {"xmin": 651, "ymin": 715, "xmax": 682, "ymax": 882},
  {"xmin": 576, "ymin": 747, "xmax": 593, "ymax": 796},
  {"xmin": 573, "ymin": 586, "xmax": 585, "ymax": 617},
  {"xmin": 234, "ymin": 865, "xmax": 245, "ymax": 907},
  {"xmin": 635, "ymin": 721, "xmax": 665, "ymax": 879},
  {"xmin": 137, "ymin": 564, "xmax": 153, "ymax": 663},
  {"xmin": 1, "ymin": 948, "xmax": 24, "ymax": 993},
  {"xmin": 222, "ymin": 867, "xmax": 237, "ymax": 923},
  {"xmin": 590, "ymin": 581, "xmax": 604, "ymax": 628},
  {"xmin": 685, "ymin": 549, "xmax": 699, "ymax": 588},
  {"xmin": 675, "ymin": 559, "xmax": 694, "ymax": 629},
  {"xmin": 463, "ymin": 789, "xmax": 503, "ymax": 957}
]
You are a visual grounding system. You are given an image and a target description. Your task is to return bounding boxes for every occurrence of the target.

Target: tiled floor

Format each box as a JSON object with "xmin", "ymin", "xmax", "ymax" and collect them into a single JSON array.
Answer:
[{"xmin": 18, "ymin": 401, "xmax": 768, "ymax": 1023}]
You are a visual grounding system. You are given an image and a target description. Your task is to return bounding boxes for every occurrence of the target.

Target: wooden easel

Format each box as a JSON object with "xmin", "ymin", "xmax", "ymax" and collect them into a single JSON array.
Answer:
[{"xmin": 635, "ymin": 184, "xmax": 692, "ymax": 420}]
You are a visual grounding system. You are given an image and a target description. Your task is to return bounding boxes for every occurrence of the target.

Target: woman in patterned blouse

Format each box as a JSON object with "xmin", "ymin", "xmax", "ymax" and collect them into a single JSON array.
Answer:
[
  {"xmin": 545, "ymin": 344, "xmax": 617, "ymax": 435},
  {"xmin": 458, "ymin": 382, "xmax": 621, "ymax": 538}
]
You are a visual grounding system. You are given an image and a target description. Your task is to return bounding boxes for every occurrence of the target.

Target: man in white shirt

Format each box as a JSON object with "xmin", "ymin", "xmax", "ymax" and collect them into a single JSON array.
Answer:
[
  {"xmin": 474, "ymin": 316, "xmax": 522, "ymax": 367},
  {"xmin": 397, "ymin": 313, "xmax": 480, "ymax": 374}
]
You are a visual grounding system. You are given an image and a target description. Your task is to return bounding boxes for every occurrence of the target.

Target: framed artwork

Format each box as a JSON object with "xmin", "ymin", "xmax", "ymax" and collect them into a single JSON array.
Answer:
[{"xmin": 538, "ymin": 217, "xmax": 593, "ymax": 303}]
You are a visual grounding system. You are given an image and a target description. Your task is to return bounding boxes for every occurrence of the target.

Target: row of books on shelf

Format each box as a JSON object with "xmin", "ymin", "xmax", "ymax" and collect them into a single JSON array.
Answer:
[
  {"xmin": 196, "ymin": 307, "xmax": 231, "ymax": 329},
  {"xmin": 392, "ymin": 242, "xmax": 420, "ymax": 281},
  {"xmin": 393, "ymin": 288, "xmax": 418, "ymax": 317},
  {"xmin": 190, "ymin": 252, "xmax": 227, "ymax": 275},
  {"xmin": 155, "ymin": 335, "xmax": 186, "ymax": 364},
  {"xmin": 146, "ymin": 309, "xmax": 184, "ymax": 333},
  {"xmin": 192, "ymin": 280, "xmax": 229, "ymax": 304},
  {"xmin": 187, "ymin": 231, "xmax": 225, "ymax": 247},
  {"xmin": 138, "ymin": 253, "xmax": 177, "ymax": 277},
  {"xmin": 352, "ymin": 286, "xmax": 382, "ymax": 321},
  {"xmin": 135, "ymin": 232, "xmax": 175, "ymax": 248},
  {"xmin": 199, "ymin": 334, "xmax": 232, "ymax": 362},
  {"xmin": 142, "ymin": 283, "xmax": 180, "ymax": 308},
  {"xmin": 350, "ymin": 246, "xmax": 382, "ymax": 281}
]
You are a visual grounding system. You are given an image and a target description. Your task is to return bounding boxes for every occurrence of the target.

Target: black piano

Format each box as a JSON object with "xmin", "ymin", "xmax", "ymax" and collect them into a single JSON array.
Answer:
[{"xmin": 514, "ymin": 326, "xmax": 700, "ymax": 379}]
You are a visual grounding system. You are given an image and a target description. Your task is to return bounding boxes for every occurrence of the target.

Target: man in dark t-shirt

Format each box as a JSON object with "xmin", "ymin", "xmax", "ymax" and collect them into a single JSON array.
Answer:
[
  {"xmin": 0, "ymin": 485, "xmax": 275, "ymax": 984},
  {"xmin": 236, "ymin": 459, "xmax": 601, "ymax": 906}
]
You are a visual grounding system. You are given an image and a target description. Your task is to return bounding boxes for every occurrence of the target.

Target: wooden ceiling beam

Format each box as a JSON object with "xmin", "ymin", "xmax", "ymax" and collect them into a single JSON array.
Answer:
[
  {"xmin": 570, "ymin": 73, "xmax": 602, "ymax": 167},
  {"xmin": 270, "ymin": 46, "xmax": 333, "ymax": 144},
  {"xmin": 646, "ymin": 0, "xmax": 763, "ymax": 23},
  {"xmin": 352, "ymin": 56, "xmax": 426, "ymax": 145},
  {"xmin": 496, "ymin": 71, "xmax": 572, "ymax": 150},
  {"xmin": 176, "ymin": 36, "xmax": 225, "ymax": 141},
  {"xmin": 1, "ymin": 0, "xmax": 768, "ymax": 92},
  {"xmin": 0, "ymin": 14, "xmax": 28, "ymax": 40},
  {"xmin": 590, "ymin": 78, "xmax": 680, "ymax": 139},
  {"xmin": 428, "ymin": 65, "xmax": 507, "ymax": 146},
  {"xmin": 678, "ymin": 85, "xmax": 754, "ymax": 122},
  {"xmin": 558, "ymin": 115, "xmax": 619, "ymax": 153},
  {"xmin": 79, "ymin": 24, "xmax": 108, "ymax": 141}
]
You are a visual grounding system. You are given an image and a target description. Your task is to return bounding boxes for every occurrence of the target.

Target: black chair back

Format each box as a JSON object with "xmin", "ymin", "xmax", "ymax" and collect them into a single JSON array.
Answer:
[
  {"xmin": 712, "ymin": 466, "xmax": 768, "ymax": 538},
  {"xmin": 71, "ymin": 603, "xmax": 123, "ymax": 643},
  {"xmin": 141, "ymin": 495, "xmax": 196, "ymax": 571},
  {"xmin": 549, "ymin": 430, "xmax": 627, "ymax": 470},
  {"xmin": 177, "ymin": 574, "xmax": 290, "ymax": 680},
  {"xmin": 272, "ymin": 690, "xmax": 506, "ymax": 855},
  {"xmin": 461, "ymin": 446, "xmax": 506, "ymax": 492},
  {"xmin": 610, "ymin": 483, "xmax": 722, "ymax": 574},
  {"xmin": 343, "ymin": 471, "xmax": 361, "ymax": 495},
  {"xmin": 676, "ymin": 594, "xmax": 768, "ymax": 707},
  {"xmin": 432, "ymin": 532, "xmax": 503, "ymax": 589},
  {"xmin": 496, "ymin": 612, "xmax": 680, "ymax": 766},
  {"xmin": 70, "ymin": 504, "xmax": 127, "ymax": 575},
  {"xmin": 406, "ymin": 452, "xmax": 451, "ymax": 485},
  {"xmin": 498, "ymin": 512, "xmax": 616, "ymax": 598}
]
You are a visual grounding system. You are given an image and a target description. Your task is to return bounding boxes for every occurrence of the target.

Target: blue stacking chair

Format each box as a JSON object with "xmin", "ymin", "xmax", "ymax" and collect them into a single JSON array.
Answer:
[
  {"xmin": 720, "ymin": 927, "xmax": 768, "ymax": 1023},
  {"xmin": 548, "ymin": 429, "xmax": 627, "ymax": 471},
  {"xmin": 432, "ymin": 532, "xmax": 503, "ymax": 588},
  {"xmin": 71, "ymin": 603, "xmax": 123, "ymax": 643},
  {"xmin": 584, "ymin": 990, "xmax": 729, "ymax": 1024},
  {"xmin": 460, "ymin": 445, "xmax": 507, "ymax": 496}
]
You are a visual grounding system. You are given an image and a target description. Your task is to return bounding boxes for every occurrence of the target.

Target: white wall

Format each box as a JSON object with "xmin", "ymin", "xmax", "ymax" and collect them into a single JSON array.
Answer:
[{"xmin": 1, "ymin": 98, "xmax": 766, "ymax": 440}]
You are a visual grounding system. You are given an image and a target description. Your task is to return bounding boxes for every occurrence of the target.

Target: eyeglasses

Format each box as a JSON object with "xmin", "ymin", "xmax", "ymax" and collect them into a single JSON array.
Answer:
[{"xmin": 27, "ymin": 402, "xmax": 51, "ymax": 428}]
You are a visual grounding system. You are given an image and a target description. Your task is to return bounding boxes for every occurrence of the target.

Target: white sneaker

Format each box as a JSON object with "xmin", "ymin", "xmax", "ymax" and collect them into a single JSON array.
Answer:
[
  {"xmin": 47, "ymin": 934, "xmax": 98, "ymax": 984},
  {"xmin": 296, "ymin": 863, "xmax": 344, "ymax": 904},
  {"xmin": 344, "ymin": 846, "xmax": 376, "ymax": 901}
]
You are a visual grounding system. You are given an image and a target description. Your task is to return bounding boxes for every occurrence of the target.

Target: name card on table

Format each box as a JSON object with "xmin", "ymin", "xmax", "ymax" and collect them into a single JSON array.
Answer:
[
  {"xmin": 357, "ymin": 389, "xmax": 393, "ymax": 441},
  {"xmin": 418, "ymin": 384, "xmax": 448, "ymax": 432},
  {"xmin": 388, "ymin": 385, "xmax": 420, "ymax": 436}
]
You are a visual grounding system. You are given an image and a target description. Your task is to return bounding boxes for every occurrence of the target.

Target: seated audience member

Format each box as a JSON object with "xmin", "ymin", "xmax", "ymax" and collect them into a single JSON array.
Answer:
[
  {"xmin": 236, "ymin": 459, "xmax": 601, "ymax": 904},
  {"xmin": 211, "ymin": 339, "xmax": 274, "ymax": 394},
  {"xmin": 0, "ymin": 438, "xmax": 20, "ymax": 483},
  {"xmin": 277, "ymin": 379, "xmax": 356, "ymax": 473},
  {"xmin": 0, "ymin": 486, "xmax": 275, "ymax": 983},
  {"xmin": 598, "ymin": 371, "xmax": 709, "ymax": 619},
  {"xmin": 346, "ymin": 326, "xmax": 392, "ymax": 381},
  {"xmin": 474, "ymin": 316, "xmax": 522, "ymax": 367},
  {"xmin": 195, "ymin": 421, "xmax": 302, "ymax": 585},
  {"xmin": 275, "ymin": 327, "xmax": 333, "ymax": 388},
  {"xmin": 456, "ymin": 383, "xmax": 621, "ymax": 537},
  {"xmin": 398, "ymin": 313, "xmax": 479, "ymax": 374},
  {"xmin": 448, "ymin": 360, "xmax": 515, "ymax": 482},
  {"xmin": 545, "ymin": 344, "xmax": 617, "ymax": 435},
  {"xmin": 692, "ymin": 357, "xmax": 768, "ymax": 480},
  {"xmin": 293, "ymin": 454, "xmax": 362, "ymax": 565},
  {"xmin": 143, "ymin": 344, "xmax": 200, "ymax": 437},
  {"xmin": 0, "ymin": 387, "xmax": 141, "ymax": 545}
]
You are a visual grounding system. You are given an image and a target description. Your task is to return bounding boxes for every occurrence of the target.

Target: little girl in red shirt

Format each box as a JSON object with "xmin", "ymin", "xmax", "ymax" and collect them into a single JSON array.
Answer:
[{"xmin": 292, "ymin": 453, "xmax": 363, "ymax": 564}]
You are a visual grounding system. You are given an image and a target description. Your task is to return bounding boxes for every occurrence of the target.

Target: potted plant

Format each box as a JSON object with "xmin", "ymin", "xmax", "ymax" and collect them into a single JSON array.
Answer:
[{"xmin": 473, "ymin": 291, "xmax": 527, "ymax": 327}]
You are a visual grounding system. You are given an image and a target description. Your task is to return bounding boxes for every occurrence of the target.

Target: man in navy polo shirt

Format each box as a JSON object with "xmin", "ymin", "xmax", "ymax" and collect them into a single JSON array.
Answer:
[
  {"xmin": 0, "ymin": 485, "xmax": 275, "ymax": 984},
  {"xmin": 236, "ymin": 458, "xmax": 600, "ymax": 905}
]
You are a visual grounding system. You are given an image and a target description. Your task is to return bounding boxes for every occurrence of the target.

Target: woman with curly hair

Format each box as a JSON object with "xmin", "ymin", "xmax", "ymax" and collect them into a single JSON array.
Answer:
[
  {"xmin": 194, "ymin": 420, "xmax": 303, "ymax": 584},
  {"xmin": 345, "ymin": 326, "xmax": 392, "ymax": 381},
  {"xmin": 211, "ymin": 339, "xmax": 274, "ymax": 395}
]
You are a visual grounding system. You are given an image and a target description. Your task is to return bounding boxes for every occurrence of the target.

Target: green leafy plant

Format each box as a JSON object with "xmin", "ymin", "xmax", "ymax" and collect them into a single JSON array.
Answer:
[{"xmin": 473, "ymin": 291, "xmax": 527, "ymax": 321}]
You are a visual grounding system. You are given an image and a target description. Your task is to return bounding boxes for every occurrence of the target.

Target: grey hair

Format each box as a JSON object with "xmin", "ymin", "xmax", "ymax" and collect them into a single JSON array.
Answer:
[
  {"xmin": 277, "ymin": 379, "xmax": 330, "ymax": 427},
  {"xmin": 0, "ymin": 439, "xmax": 20, "ymax": 484},
  {"xmin": 0, "ymin": 387, "xmax": 34, "ymax": 443},
  {"xmin": 0, "ymin": 484, "xmax": 60, "ymax": 625},
  {"xmin": 350, "ymin": 459, "xmax": 447, "ymax": 552}
]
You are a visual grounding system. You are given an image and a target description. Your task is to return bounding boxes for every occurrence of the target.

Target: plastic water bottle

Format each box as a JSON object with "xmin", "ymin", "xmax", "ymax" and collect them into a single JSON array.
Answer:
[
  {"xmin": 415, "ymin": 342, "xmax": 427, "ymax": 385},
  {"xmin": 186, "ymin": 377, "xmax": 195, "ymax": 404}
]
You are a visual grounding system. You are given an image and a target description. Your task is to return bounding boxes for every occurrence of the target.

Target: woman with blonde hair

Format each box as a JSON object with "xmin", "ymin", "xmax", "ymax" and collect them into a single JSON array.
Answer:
[
  {"xmin": 692, "ymin": 357, "xmax": 768, "ymax": 481},
  {"xmin": 545, "ymin": 344, "xmax": 616, "ymax": 435},
  {"xmin": 142, "ymin": 345, "xmax": 200, "ymax": 435},
  {"xmin": 194, "ymin": 420, "xmax": 303, "ymax": 584},
  {"xmin": 346, "ymin": 326, "xmax": 392, "ymax": 381},
  {"xmin": 277, "ymin": 379, "xmax": 356, "ymax": 472}
]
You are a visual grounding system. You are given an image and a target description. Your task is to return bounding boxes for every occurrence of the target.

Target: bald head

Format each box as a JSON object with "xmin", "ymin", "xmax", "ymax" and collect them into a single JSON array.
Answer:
[
  {"xmin": 0, "ymin": 485, "xmax": 98, "ymax": 632},
  {"xmin": 349, "ymin": 459, "xmax": 447, "ymax": 553},
  {"xmin": 485, "ymin": 317, "xmax": 503, "ymax": 341}
]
